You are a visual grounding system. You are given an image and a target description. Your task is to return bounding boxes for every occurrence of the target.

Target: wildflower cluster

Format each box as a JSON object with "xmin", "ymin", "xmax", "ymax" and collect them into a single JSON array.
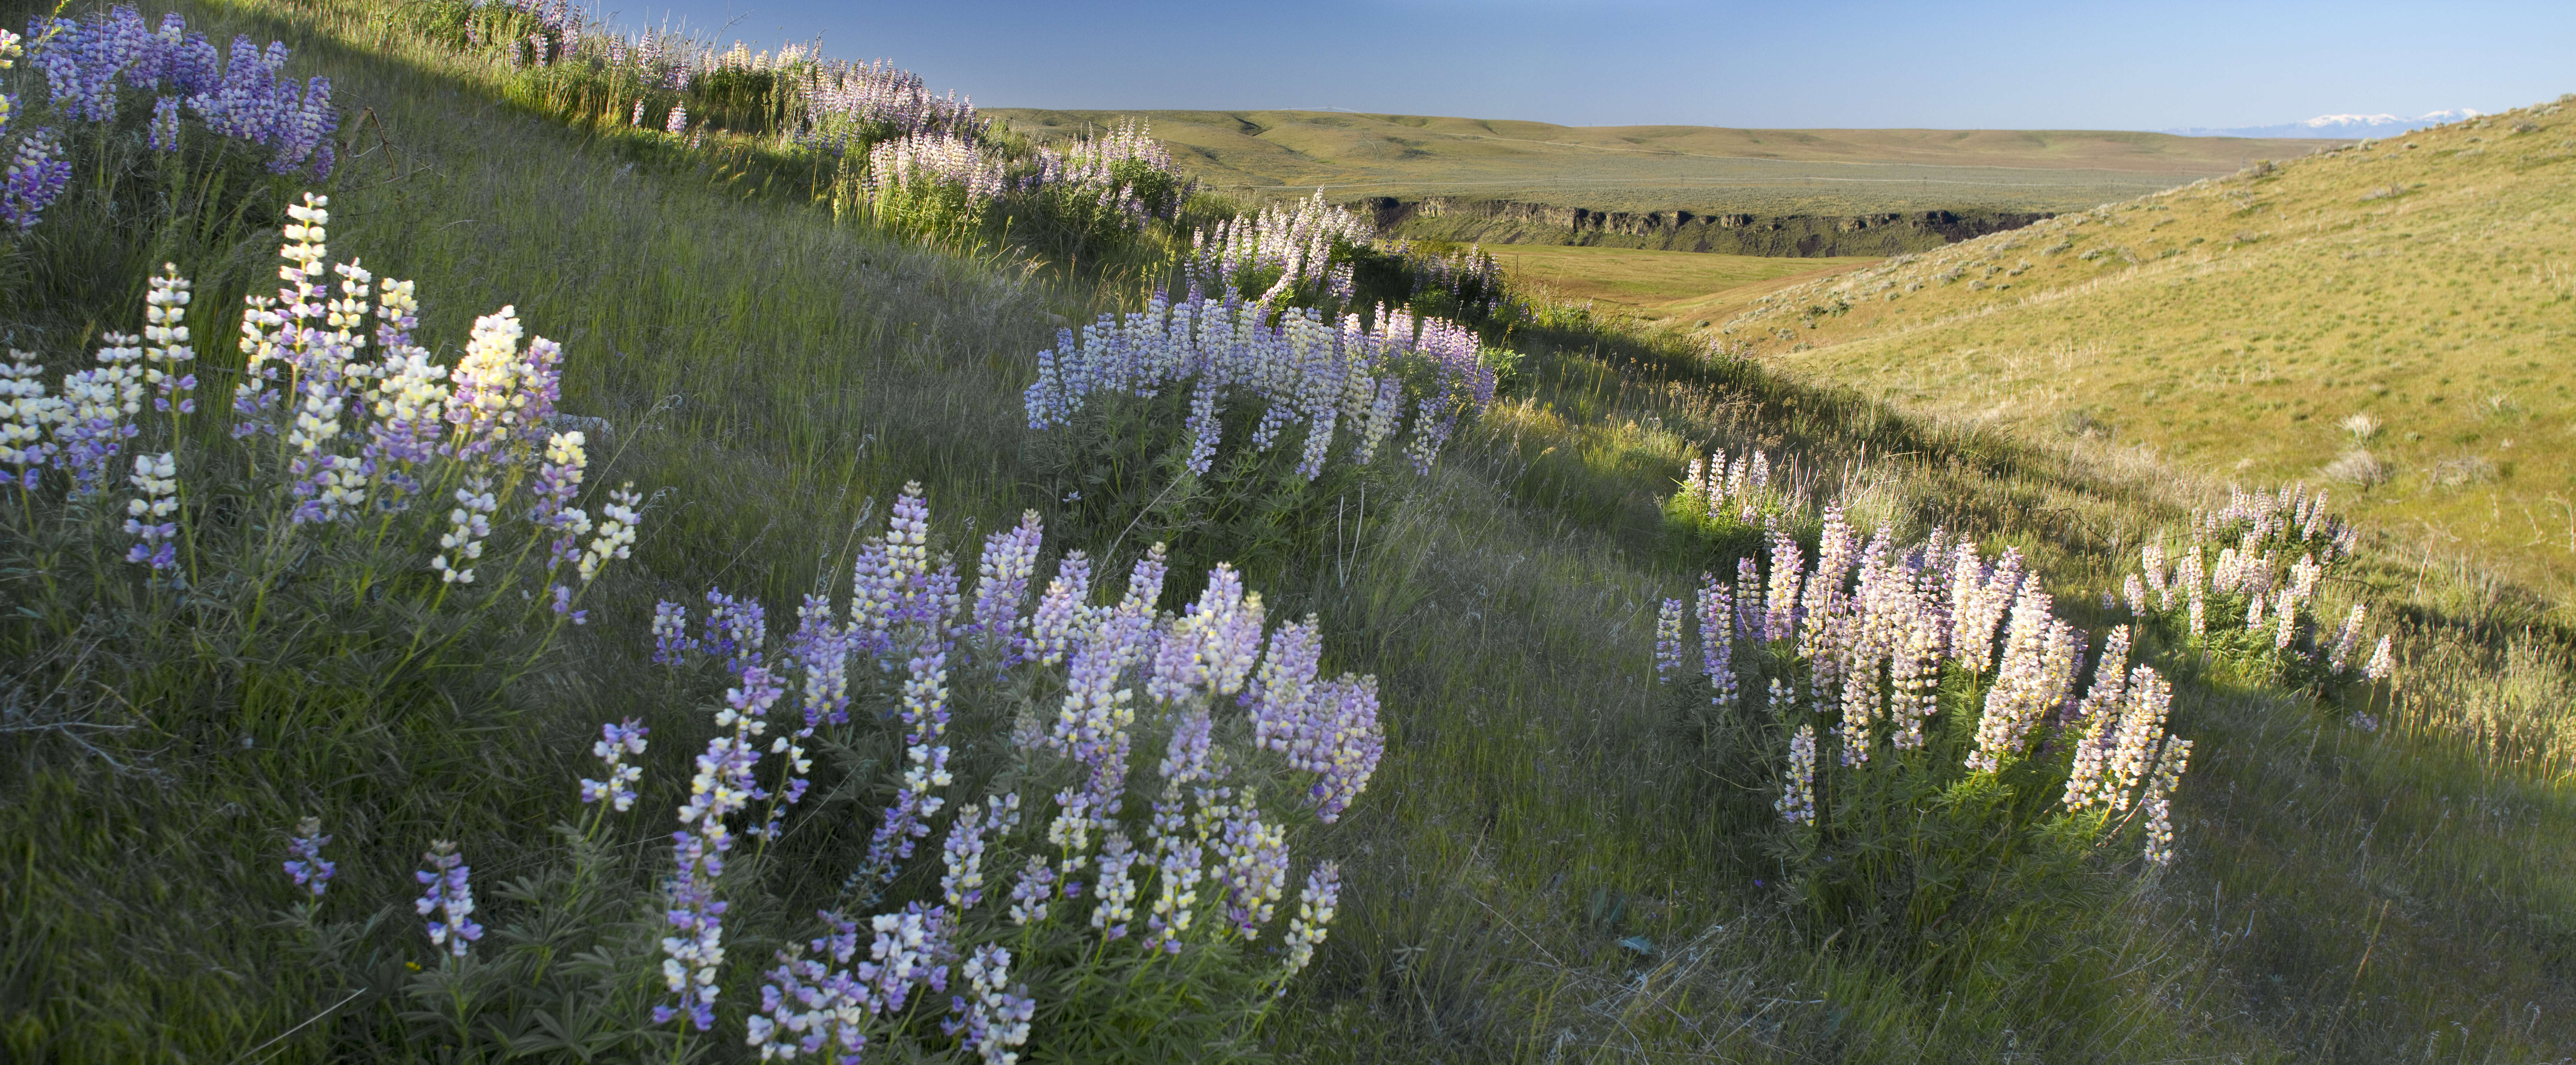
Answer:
[
  {"xmin": 1372, "ymin": 237, "xmax": 1510, "ymax": 318},
  {"xmin": 632, "ymin": 484, "xmax": 1377, "ymax": 1055},
  {"xmin": 435, "ymin": 2, "xmax": 1188, "ymax": 245},
  {"xmin": 1671, "ymin": 445, "xmax": 1798, "ymax": 529},
  {"xmin": 3, "ymin": 196, "xmax": 639, "ymax": 677},
  {"xmin": 0, "ymin": 7, "xmax": 335, "ymax": 235},
  {"xmin": 1025, "ymin": 287, "xmax": 1505, "ymax": 480},
  {"xmin": 2124, "ymin": 482, "xmax": 2389, "ymax": 687},
  {"xmin": 1183, "ymin": 191, "xmax": 1377, "ymax": 304},
  {"xmin": 1656, "ymin": 503, "xmax": 2197, "ymax": 868}
]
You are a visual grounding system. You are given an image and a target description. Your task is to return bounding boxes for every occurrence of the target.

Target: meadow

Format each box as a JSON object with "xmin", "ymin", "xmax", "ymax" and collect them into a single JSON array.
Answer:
[
  {"xmin": 1473, "ymin": 243, "xmax": 1880, "ymax": 321},
  {"xmin": 994, "ymin": 108, "xmax": 2333, "ymax": 215},
  {"xmin": 2, "ymin": 2, "xmax": 2574, "ymax": 1064}
]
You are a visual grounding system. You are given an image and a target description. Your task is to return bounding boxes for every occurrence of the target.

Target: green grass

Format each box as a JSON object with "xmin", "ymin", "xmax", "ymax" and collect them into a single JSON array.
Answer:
[
  {"xmin": 6, "ymin": 2, "xmax": 2576, "ymax": 1063},
  {"xmin": 992, "ymin": 108, "xmax": 2341, "ymax": 215}
]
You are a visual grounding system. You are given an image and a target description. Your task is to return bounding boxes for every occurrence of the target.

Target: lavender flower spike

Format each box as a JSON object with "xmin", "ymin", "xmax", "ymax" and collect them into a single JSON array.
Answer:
[
  {"xmin": 283, "ymin": 816, "xmax": 334, "ymax": 896},
  {"xmin": 414, "ymin": 841, "xmax": 483, "ymax": 957},
  {"xmin": 1280, "ymin": 861, "xmax": 1340, "ymax": 984},
  {"xmin": 578, "ymin": 719, "xmax": 649, "ymax": 812},
  {"xmin": 1653, "ymin": 597, "xmax": 1686, "ymax": 682}
]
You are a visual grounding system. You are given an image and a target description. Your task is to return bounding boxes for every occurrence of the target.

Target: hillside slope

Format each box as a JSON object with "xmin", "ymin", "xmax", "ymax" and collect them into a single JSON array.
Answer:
[
  {"xmin": 5, "ymin": 3, "xmax": 2575, "ymax": 1063},
  {"xmin": 992, "ymin": 108, "xmax": 2334, "ymax": 215},
  {"xmin": 1702, "ymin": 101, "xmax": 2576, "ymax": 591}
]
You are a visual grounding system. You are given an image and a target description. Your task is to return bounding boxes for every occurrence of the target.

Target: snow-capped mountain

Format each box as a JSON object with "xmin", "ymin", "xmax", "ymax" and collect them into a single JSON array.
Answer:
[{"xmin": 2162, "ymin": 110, "xmax": 2485, "ymax": 139}]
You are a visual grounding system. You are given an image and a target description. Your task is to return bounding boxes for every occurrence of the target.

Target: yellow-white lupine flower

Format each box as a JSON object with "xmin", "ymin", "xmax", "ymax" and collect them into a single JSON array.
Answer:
[{"xmin": 576, "ymin": 485, "xmax": 640, "ymax": 584}]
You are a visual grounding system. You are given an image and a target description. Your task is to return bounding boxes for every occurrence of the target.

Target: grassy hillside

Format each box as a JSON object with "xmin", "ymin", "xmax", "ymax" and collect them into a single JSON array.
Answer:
[
  {"xmin": 994, "ymin": 108, "xmax": 2335, "ymax": 215},
  {"xmin": 4, "ymin": 3, "xmax": 2575, "ymax": 1064},
  {"xmin": 1478, "ymin": 243, "xmax": 1882, "ymax": 318},
  {"xmin": 1696, "ymin": 102, "xmax": 2576, "ymax": 593}
]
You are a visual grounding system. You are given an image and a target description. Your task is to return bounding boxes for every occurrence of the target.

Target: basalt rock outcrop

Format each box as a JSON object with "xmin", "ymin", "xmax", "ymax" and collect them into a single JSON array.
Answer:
[{"xmin": 1360, "ymin": 197, "xmax": 2049, "ymax": 257}]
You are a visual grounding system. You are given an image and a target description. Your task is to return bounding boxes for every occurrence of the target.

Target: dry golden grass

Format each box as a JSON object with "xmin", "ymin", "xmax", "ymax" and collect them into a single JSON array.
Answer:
[
  {"xmin": 990, "ymin": 108, "xmax": 2334, "ymax": 214},
  {"xmin": 1479, "ymin": 243, "xmax": 1880, "ymax": 320},
  {"xmin": 1691, "ymin": 101, "xmax": 2576, "ymax": 594}
]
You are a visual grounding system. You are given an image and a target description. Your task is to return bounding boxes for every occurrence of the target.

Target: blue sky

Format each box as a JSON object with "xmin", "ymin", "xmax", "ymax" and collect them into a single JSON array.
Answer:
[{"xmin": 615, "ymin": 1, "xmax": 2575, "ymax": 129}]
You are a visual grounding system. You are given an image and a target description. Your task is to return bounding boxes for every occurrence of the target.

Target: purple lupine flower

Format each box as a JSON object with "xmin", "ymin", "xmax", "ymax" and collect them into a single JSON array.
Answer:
[
  {"xmin": 122, "ymin": 451, "xmax": 178, "ymax": 570},
  {"xmin": 282, "ymin": 816, "xmax": 334, "ymax": 896},
  {"xmin": 2364, "ymin": 635, "xmax": 2394, "ymax": 681},
  {"xmin": 855, "ymin": 650, "xmax": 953, "ymax": 886},
  {"xmin": 1775, "ymin": 725, "xmax": 1817, "ymax": 824},
  {"xmin": 0, "ymin": 358, "xmax": 62, "ymax": 490},
  {"xmin": 1157, "ymin": 705, "xmax": 1215, "ymax": 786},
  {"xmin": 703, "ymin": 587, "xmax": 766, "ymax": 674},
  {"xmin": 788, "ymin": 595, "xmax": 854, "ymax": 726},
  {"xmin": 1698, "ymin": 572, "xmax": 1735, "ymax": 708},
  {"xmin": 2, "ymin": 128, "xmax": 71, "ymax": 232},
  {"xmin": 1280, "ymin": 861, "xmax": 1340, "ymax": 979},
  {"xmin": 965, "ymin": 510, "xmax": 1043, "ymax": 666},
  {"xmin": 1967, "ymin": 584, "xmax": 2081, "ymax": 773},
  {"xmin": 1026, "ymin": 551, "xmax": 1094, "ymax": 666},
  {"xmin": 414, "ymin": 841, "xmax": 483, "ymax": 958},
  {"xmin": 528, "ymin": 431, "xmax": 589, "ymax": 567},
  {"xmin": 1005, "ymin": 855, "xmax": 1057, "ymax": 925},
  {"xmin": 1251, "ymin": 617, "xmax": 1324, "ymax": 753},
  {"xmin": 750, "ymin": 933, "xmax": 877, "ymax": 1061},
  {"xmin": 139, "ymin": 266, "xmax": 196, "ymax": 416},
  {"xmin": 578, "ymin": 719, "xmax": 649, "ymax": 811},
  {"xmin": 148, "ymin": 95, "xmax": 181, "ymax": 150},
  {"xmin": 1142, "ymin": 829, "xmax": 1203, "ymax": 954},
  {"xmin": 948, "ymin": 944, "xmax": 1035, "ymax": 1065},
  {"xmin": 1312, "ymin": 675, "xmax": 1382, "ymax": 823},
  {"xmin": 1652, "ymin": 597, "xmax": 1686, "ymax": 683},
  {"xmin": 659, "ymin": 668, "xmax": 774, "ymax": 1030},
  {"xmin": 1148, "ymin": 563, "xmax": 1264, "ymax": 704},
  {"xmin": 1212, "ymin": 806, "xmax": 1289, "ymax": 937},
  {"xmin": 1182, "ymin": 375, "xmax": 1222, "ymax": 476},
  {"xmin": 650, "ymin": 599, "xmax": 694, "ymax": 665},
  {"xmin": 1734, "ymin": 557, "xmax": 1763, "ymax": 644},
  {"xmin": 2141, "ymin": 737, "xmax": 2192, "ymax": 866},
  {"xmin": 52, "ymin": 336, "xmax": 145, "ymax": 499},
  {"xmin": 2327, "ymin": 605, "xmax": 2368, "ymax": 673},
  {"xmin": 1763, "ymin": 522, "xmax": 1805, "ymax": 644}
]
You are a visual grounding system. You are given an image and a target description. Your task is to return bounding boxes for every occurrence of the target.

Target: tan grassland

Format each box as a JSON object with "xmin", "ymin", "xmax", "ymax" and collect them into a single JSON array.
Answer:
[
  {"xmin": 1681, "ymin": 103, "xmax": 2576, "ymax": 593},
  {"xmin": 990, "ymin": 108, "xmax": 2336, "ymax": 214}
]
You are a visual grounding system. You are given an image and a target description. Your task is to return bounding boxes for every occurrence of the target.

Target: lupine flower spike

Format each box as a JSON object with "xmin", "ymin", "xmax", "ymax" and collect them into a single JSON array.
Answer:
[
  {"xmin": 578, "ymin": 719, "xmax": 649, "ymax": 812},
  {"xmin": 282, "ymin": 817, "xmax": 334, "ymax": 897},
  {"xmin": 414, "ymin": 841, "xmax": 483, "ymax": 958}
]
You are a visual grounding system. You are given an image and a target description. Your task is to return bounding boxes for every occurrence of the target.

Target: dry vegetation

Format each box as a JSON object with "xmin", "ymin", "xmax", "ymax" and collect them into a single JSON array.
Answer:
[
  {"xmin": 1696, "ymin": 103, "xmax": 2576, "ymax": 593},
  {"xmin": 992, "ymin": 108, "xmax": 2332, "ymax": 215}
]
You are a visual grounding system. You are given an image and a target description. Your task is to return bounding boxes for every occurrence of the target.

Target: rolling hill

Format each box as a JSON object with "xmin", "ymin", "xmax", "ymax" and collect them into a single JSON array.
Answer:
[{"xmin": 1684, "ymin": 100, "xmax": 2576, "ymax": 590}]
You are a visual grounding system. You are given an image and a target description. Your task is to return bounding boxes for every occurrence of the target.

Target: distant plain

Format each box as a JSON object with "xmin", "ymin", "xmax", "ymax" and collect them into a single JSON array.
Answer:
[{"xmin": 992, "ymin": 108, "xmax": 2341, "ymax": 214}]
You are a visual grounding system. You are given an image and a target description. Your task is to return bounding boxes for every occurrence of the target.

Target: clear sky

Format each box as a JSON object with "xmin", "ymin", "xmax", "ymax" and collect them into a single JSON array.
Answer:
[{"xmin": 613, "ymin": 1, "xmax": 2576, "ymax": 129}]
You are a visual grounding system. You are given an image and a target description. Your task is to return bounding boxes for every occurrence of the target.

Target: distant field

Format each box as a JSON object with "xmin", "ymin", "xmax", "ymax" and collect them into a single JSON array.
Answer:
[
  {"xmin": 1477, "ymin": 243, "xmax": 1879, "ymax": 317},
  {"xmin": 1698, "ymin": 104, "xmax": 2576, "ymax": 589},
  {"xmin": 990, "ymin": 108, "xmax": 2342, "ymax": 215}
]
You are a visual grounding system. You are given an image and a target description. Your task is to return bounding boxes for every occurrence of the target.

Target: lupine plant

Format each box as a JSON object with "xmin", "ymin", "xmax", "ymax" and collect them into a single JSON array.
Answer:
[
  {"xmin": 1181, "ymin": 191, "xmax": 1377, "ymax": 306},
  {"xmin": 1, "ymin": 192, "xmax": 640, "ymax": 711},
  {"xmin": 1658, "ymin": 499, "xmax": 2196, "ymax": 974},
  {"xmin": 1662, "ymin": 444, "xmax": 1820, "ymax": 555},
  {"xmin": 2120, "ymin": 482, "xmax": 2389, "ymax": 699},
  {"xmin": 405, "ymin": 0, "xmax": 1190, "ymax": 256},
  {"xmin": 1023, "ymin": 279, "xmax": 1511, "ymax": 587},
  {"xmin": 267, "ymin": 483, "xmax": 1380, "ymax": 1060},
  {"xmin": 0, "ymin": 6, "xmax": 335, "ymax": 237}
]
